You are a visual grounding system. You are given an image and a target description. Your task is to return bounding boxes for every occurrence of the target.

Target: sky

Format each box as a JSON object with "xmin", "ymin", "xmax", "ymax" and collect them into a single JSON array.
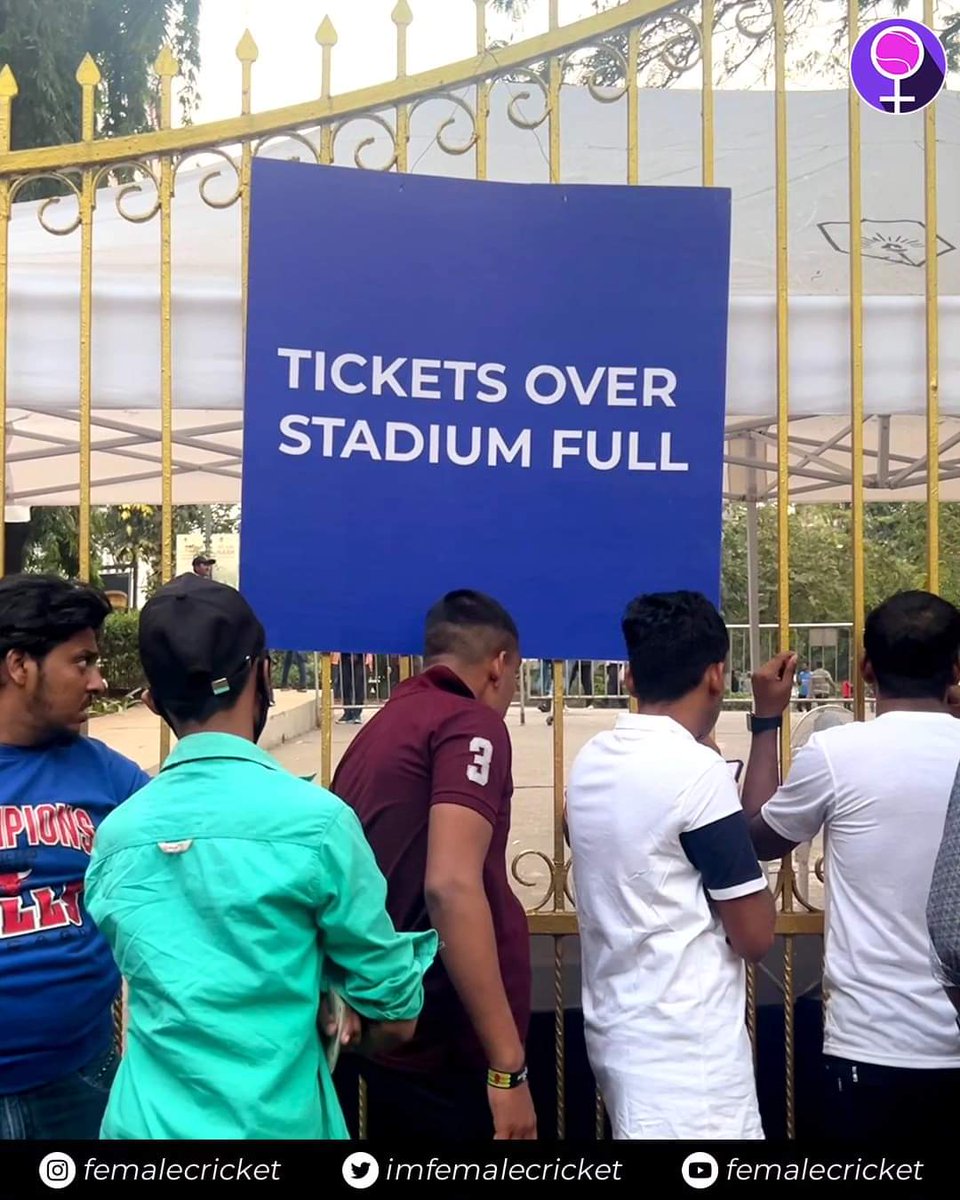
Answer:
[
  {"xmin": 186, "ymin": 0, "xmax": 941, "ymax": 123},
  {"xmin": 190, "ymin": 0, "xmax": 565, "ymax": 124}
]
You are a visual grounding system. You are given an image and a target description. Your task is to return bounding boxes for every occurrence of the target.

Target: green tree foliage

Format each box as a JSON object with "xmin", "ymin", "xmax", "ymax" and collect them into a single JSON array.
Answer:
[
  {"xmin": 0, "ymin": 0, "xmax": 201, "ymax": 151},
  {"xmin": 721, "ymin": 501, "xmax": 960, "ymax": 625},
  {"xmin": 24, "ymin": 504, "xmax": 237, "ymax": 603},
  {"xmin": 0, "ymin": 2, "xmax": 204, "ymax": 577}
]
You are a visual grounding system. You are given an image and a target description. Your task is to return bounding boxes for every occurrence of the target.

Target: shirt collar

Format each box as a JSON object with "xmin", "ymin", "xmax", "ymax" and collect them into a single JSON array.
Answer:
[
  {"xmin": 160, "ymin": 731, "xmax": 282, "ymax": 774},
  {"xmin": 613, "ymin": 712, "xmax": 696, "ymax": 740},
  {"xmin": 396, "ymin": 664, "xmax": 476, "ymax": 701}
]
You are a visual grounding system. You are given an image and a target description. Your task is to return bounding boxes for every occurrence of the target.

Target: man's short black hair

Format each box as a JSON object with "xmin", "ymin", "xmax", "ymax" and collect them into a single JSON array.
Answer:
[
  {"xmin": 622, "ymin": 591, "xmax": 729, "ymax": 703},
  {"xmin": 864, "ymin": 590, "xmax": 960, "ymax": 699},
  {"xmin": 0, "ymin": 574, "xmax": 111, "ymax": 665},
  {"xmin": 424, "ymin": 589, "xmax": 519, "ymax": 664}
]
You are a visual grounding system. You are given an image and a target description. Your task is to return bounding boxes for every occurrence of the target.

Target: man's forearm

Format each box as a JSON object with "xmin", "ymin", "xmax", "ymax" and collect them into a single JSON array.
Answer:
[
  {"xmin": 741, "ymin": 730, "xmax": 780, "ymax": 818},
  {"xmin": 426, "ymin": 885, "xmax": 524, "ymax": 1070},
  {"xmin": 357, "ymin": 1019, "xmax": 418, "ymax": 1058}
]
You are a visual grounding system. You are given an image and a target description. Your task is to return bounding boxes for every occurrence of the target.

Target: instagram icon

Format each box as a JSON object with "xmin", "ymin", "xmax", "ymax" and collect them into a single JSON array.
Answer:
[{"xmin": 38, "ymin": 1152, "xmax": 77, "ymax": 1190}]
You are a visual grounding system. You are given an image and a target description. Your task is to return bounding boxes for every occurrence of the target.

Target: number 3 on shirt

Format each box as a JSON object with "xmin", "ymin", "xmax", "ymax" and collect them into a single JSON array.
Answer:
[{"xmin": 467, "ymin": 737, "xmax": 494, "ymax": 787}]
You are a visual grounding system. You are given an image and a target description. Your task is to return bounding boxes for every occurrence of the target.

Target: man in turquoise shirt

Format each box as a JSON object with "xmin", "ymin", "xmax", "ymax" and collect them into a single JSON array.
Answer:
[{"xmin": 86, "ymin": 575, "xmax": 436, "ymax": 1139}]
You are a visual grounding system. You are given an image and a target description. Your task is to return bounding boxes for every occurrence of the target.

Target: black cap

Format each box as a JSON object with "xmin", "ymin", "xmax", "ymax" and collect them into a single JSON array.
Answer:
[
  {"xmin": 192, "ymin": 555, "xmax": 216, "ymax": 568},
  {"xmin": 139, "ymin": 574, "xmax": 265, "ymax": 705}
]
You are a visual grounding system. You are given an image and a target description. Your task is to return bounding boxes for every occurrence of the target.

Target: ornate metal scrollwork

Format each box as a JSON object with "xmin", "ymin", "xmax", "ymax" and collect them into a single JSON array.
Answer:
[
  {"xmin": 511, "ymin": 849, "xmax": 573, "ymax": 914},
  {"xmin": 252, "ymin": 131, "xmax": 321, "ymax": 165},
  {"xmin": 732, "ymin": 0, "xmax": 776, "ymax": 42},
  {"xmin": 643, "ymin": 10, "xmax": 705, "ymax": 75},
  {"xmin": 174, "ymin": 148, "xmax": 242, "ymax": 210},
  {"xmin": 503, "ymin": 67, "xmax": 551, "ymax": 131},
  {"xmin": 562, "ymin": 43, "xmax": 630, "ymax": 103},
  {"xmin": 10, "ymin": 172, "xmax": 83, "ymax": 235},
  {"xmin": 409, "ymin": 92, "xmax": 478, "ymax": 156},
  {"xmin": 331, "ymin": 114, "xmax": 398, "ymax": 172},
  {"xmin": 93, "ymin": 160, "xmax": 162, "ymax": 224}
]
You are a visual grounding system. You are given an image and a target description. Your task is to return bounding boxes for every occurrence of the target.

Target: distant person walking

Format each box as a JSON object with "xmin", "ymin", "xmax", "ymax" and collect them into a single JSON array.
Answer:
[
  {"xmin": 810, "ymin": 664, "xmax": 834, "ymax": 703},
  {"xmin": 797, "ymin": 665, "xmax": 813, "ymax": 712}
]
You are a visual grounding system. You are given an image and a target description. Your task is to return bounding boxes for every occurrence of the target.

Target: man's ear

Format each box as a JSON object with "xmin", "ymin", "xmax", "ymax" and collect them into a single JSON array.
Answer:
[
  {"xmin": 3, "ymin": 648, "xmax": 30, "ymax": 688},
  {"xmin": 861, "ymin": 654, "xmax": 875, "ymax": 687},
  {"xmin": 142, "ymin": 689, "xmax": 161, "ymax": 718},
  {"xmin": 260, "ymin": 656, "xmax": 275, "ymax": 701},
  {"xmin": 707, "ymin": 662, "xmax": 726, "ymax": 697},
  {"xmin": 623, "ymin": 663, "xmax": 635, "ymax": 697},
  {"xmin": 490, "ymin": 650, "xmax": 508, "ymax": 685}
]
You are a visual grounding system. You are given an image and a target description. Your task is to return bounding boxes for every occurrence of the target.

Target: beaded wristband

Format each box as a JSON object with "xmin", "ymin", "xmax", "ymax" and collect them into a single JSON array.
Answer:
[{"xmin": 487, "ymin": 1064, "xmax": 529, "ymax": 1090}]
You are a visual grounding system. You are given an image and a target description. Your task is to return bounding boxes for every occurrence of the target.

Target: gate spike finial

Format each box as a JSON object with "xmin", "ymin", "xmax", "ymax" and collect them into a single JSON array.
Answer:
[
  {"xmin": 316, "ymin": 16, "xmax": 338, "ymax": 47},
  {"xmin": 76, "ymin": 53, "xmax": 102, "ymax": 87},
  {"xmin": 236, "ymin": 30, "xmax": 259, "ymax": 63},
  {"xmin": 0, "ymin": 65, "xmax": 18, "ymax": 99},
  {"xmin": 154, "ymin": 46, "xmax": 180, "ymax": 78},
  {"xmin": 392, "ymin": 0, "xmax": 413, "ymax": 27}
]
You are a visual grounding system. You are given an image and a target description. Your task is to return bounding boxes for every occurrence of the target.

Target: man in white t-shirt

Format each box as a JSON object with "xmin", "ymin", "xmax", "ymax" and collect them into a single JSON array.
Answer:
[
  {"xmin": 567, "ymin": 592, "xmax": 775, "ymax": 1140},
  {"xmin": 743, "ymin": 590, "xmax": 960, "ymax": 1141}
]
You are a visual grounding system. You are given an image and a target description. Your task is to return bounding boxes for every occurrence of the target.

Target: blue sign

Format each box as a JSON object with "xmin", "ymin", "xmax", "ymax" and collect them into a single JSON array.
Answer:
[{"xmin": 241, "ymin": 159, "xmax": 731, "ymax": 660}]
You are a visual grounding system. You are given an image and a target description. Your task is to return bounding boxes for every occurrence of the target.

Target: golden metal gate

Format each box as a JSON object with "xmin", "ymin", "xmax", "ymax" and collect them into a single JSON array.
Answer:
[{"xmin": 0, "ymin": 0, "xmax": 947, "ymax": 1139}]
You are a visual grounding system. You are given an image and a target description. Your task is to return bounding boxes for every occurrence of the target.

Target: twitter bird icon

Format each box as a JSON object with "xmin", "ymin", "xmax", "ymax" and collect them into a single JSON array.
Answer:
[{"xmin": 342, "ymin": 1152, "xmax": 380, "ymax": 1190}]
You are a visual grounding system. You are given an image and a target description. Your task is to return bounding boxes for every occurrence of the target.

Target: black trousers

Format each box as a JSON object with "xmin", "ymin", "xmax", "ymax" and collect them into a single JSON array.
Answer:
[
  {"xmin": 358, "ymin": 1059, "xmax": 492, "ymax": 1141},
  {"xmin": 822, "ymin": 1056, "xmax": 959, "ymax": 1141},
  {"xmin": 340, "ymin": 653, "xmax": 366, "ymax": 717}
]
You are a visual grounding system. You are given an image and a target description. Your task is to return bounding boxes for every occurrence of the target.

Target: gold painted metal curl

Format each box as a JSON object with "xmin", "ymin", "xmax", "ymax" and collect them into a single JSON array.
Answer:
[
  {"xmin": 639, "ymin": 10, "xmax": 704, "ymax": 75},
  {"xmin": 174, "ymin": 148, "xmax": 243, "ymax": 210},
  {"xmin": 558, "ymin": 43, "xmax": 629, "ymax": 103},
  {"xmin": 504, "ymin": 68, "xmax": 551, "ymax": 132},
  {"xmin": 331, "ymin": 114, "xmax": 398, "ymax": 172},
  {"xmin": 92, "ymin": 160, "xmax": 162, "ymax": 224},
  {"xmin": 733, "ymin": 0, "xmax": 775, "ymax": 41},
  {"xmin": 408, "ymin": 92, "xmax": 478, "ymax": 156},
  {"xmin": 788, "ymin": 857, "xmax": 822, "ymax": 914},
  {"xmin": 10, "ymin": 173, "xmax": 83, "ymax": 235},
  {"xmin": 511, "ymin": 848, "xmax": 573, "ymax": 914},
  {"xmin": 252, "ymin": 130, "xmax": 321, "ymax": 165}
]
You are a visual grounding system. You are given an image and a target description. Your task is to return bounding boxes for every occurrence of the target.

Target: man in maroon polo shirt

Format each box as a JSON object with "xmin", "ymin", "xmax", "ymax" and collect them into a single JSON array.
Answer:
[{"xmin": 332, "ymin": 589, "xmax": 535, "ymax": 1140}]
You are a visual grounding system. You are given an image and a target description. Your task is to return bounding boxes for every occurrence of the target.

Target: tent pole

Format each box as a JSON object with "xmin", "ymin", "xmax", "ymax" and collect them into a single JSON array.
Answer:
[
  {"xmin": 746, "ymin": 498, "xmax": 762, "ymax": 673},
  {"xmin": 745, "ymin": 437, "xmax": 762, "ymax": 674}
]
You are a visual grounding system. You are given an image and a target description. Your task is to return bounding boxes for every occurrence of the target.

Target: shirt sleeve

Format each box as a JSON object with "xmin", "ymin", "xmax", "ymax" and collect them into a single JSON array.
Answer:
[
  {"xmin": 679, "ymin": 759, "xmax": 766, "ymax": 901},
  {"xmin": 430, "ymin": 707, "xmax": 511, "ymax": 827},
  {"xmin": 101, "ymin": 744, "xmax": 151, "ymax": 803},
  {"xmin": 315, "ymin": 805, "xmax": 438, "ymax": 1022},
  {"xmin": 928, "ymin": 768, "xmax": 960, "ymax": 990},
  {"xmin": 759, "ymin": 737, "xmax": 834, "ymax": 846}
]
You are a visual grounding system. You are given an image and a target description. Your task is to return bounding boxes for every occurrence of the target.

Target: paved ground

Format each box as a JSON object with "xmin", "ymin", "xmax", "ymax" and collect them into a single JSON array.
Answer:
[
  {"xmin": 268, "ymin": 700, "xmax": 825, "ymax": 910},
  {"xmin": 89, "ymin": 692, "xmax": 825, "ymax": 909}
]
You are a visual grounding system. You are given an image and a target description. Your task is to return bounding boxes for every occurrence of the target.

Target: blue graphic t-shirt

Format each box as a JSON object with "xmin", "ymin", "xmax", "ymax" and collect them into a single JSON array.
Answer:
[{"xmin": 0, "ymin": 737, "xmax": 149, "ymax": 1094}]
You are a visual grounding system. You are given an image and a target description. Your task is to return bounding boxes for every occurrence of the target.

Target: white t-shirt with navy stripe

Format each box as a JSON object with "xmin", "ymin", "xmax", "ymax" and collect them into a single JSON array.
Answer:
[{"xmin": 567, "ymin": 713, "xmax": 767, "ymax": 1139}]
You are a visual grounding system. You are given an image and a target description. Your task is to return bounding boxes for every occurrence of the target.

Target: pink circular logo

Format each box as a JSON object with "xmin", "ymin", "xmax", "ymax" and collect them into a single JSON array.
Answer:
[{"xmin": 871, "ymin": 27, "xmax": 924, "ymax": 79}]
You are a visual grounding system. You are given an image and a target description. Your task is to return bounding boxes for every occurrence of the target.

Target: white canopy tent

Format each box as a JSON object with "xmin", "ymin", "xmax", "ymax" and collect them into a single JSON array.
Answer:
[{"xmin": 5, "ymin": 85, "xmax": 959, "ymax": 508}]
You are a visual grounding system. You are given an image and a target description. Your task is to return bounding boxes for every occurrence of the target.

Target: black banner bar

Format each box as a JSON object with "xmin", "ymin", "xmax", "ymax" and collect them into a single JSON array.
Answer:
[{"xmin": 0, "ymin": 1141, "xmax": 950, "ymax": 1199}]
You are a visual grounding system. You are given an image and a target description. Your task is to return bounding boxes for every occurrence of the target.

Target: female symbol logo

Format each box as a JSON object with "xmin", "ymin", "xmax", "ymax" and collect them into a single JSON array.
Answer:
[
  {"xmin": 851, "ymin": 19, "xmax": 946, "ymax": 115},
  {"xmin": 870, "ymin": 26, "xmax": 924, "ymax": 113}
]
